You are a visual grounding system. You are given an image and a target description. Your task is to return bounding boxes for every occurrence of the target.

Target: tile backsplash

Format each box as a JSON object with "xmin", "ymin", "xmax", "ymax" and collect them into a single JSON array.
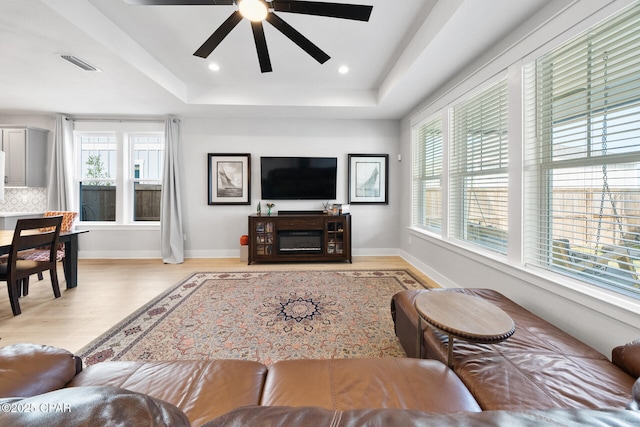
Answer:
[{"xmin": 0, "ymin": 187, "xmax": 47, "ymax": 212}]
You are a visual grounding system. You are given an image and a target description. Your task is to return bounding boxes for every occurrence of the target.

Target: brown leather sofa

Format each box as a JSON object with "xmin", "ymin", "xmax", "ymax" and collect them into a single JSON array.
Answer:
[
  {"xmin": 203, "ymin": 405, "xmax": 640, "ymax": 426},
  {"xmin": 391, "ymin": 288, "xmax": 639, "ymax": 410},
  {"xmin": 1, "ymin": 343, "xmax": 639, "ymax": 426},
  {"xmin": 0, "ymin": 343, "xmax": 482, "ymax": 426}
]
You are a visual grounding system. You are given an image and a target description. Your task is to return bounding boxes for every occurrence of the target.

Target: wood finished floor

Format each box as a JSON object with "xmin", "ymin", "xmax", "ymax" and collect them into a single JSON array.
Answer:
[{"xmin": 0, "ymin": 256, "xmax": 438, "ymax": 353}]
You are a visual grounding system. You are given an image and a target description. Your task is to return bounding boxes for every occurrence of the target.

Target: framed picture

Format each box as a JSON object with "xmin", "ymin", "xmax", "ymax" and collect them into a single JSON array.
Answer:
[
  {"xmin": 348, "ymin": 154, "xmax": 389, "ymax": 204},
  {"xmin": 208, "ymin": 153, "xmax": 251, "ymax": 205}
]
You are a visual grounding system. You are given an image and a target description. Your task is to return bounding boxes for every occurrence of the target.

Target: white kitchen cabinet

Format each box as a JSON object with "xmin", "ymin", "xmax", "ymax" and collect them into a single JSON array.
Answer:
[{"xmin": 0, "ymin": 127, "xmax": 48, "ymax": 187}]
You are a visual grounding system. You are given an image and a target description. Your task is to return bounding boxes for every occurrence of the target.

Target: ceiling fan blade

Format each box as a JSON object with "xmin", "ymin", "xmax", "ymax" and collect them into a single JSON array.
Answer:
[
  {"xmin": 266, "ymin": 13, "xmax": 330, "ymax": 64},
  {"xmin": 124, "ymin": 0, "xmax": 234, "ymax": 5},
  {"xmin": 193, "ymin": 11, "xmax": 243, "ymax": 58},
  {"xmin": 271, "ymin": 1, "xmax": 373, "ymax": 21},
  {"xmin": 251, "ymin": 21, "xmax": 273, "ymax": 73}
]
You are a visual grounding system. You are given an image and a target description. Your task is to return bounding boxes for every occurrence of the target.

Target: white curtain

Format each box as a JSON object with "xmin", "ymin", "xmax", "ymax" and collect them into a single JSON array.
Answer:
[
  {"xmin": 47, "ymin": 114, "xmax": 73, "ymax": 211},
  {"xmin": 161, "ymin": 116, "xmax": 184, "ymax": 263}
]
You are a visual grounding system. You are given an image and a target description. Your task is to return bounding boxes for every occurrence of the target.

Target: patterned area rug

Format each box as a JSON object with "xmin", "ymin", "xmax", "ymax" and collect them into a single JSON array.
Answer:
[{"xmin": 78, "ymin": 270, "xmax": 432, "ymax": 366}]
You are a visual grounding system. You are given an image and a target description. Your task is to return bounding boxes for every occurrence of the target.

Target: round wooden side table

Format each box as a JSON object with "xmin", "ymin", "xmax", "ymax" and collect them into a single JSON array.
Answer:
[{"xmin": 414, "ymin": 291, "xmax": 515, "ymax": 367}]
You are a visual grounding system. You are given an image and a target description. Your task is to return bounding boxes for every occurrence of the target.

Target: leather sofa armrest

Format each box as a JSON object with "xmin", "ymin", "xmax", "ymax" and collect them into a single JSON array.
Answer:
[
  {"xmin": 0, "ymin": 386, "xmax": 190, "ymax": 427},
  {"xmin": 613, "ymin": 340, "xmax": 640, "ymax": 378},
  {"xmin": 0, "ymin": 344, "xmax": 80, "ymax": 398}
]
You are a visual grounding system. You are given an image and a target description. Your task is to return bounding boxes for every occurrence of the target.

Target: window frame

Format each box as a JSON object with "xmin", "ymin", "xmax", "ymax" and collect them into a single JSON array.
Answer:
[
  {"xmin": 449, "ymin": 77, "xmax": 510, "ymax": 254},
  {"xmin": 130, "ymin": 132, "xmax": 165, "ymax": 223},
  {"xmin": 76, "ymin": 131, "xmax": 118, "ymax": 223},
  {"xmin": 73, "ymin": 121, "xmax": 165, "ymax": 226},
  {"xmin": 523, "ymin": 2, "xmax": 640, "ymax": 299},
  {"xmin": 411, "ymin": 113, "xmax": 443, "ymax": 235}
]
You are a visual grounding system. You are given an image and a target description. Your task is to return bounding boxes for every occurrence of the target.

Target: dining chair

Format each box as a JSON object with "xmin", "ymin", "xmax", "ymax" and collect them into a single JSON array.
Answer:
[
  {"xmin": 18, "ymin": 211, "xmax": 78, "ymax": 291},
  {"xmin": 0, "ymin": 216, "xmax": 63, "ymax": 315}
]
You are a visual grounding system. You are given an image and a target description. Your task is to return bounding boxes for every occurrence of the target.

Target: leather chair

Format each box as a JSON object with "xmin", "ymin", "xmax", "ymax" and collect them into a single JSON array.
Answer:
[{"xmin": 0, "ymin": 216, "xmax": 63, "ymax": 315}]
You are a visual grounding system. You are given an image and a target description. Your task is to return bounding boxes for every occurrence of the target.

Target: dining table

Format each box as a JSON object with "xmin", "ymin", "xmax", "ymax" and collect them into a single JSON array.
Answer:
[{"xmin": 0, "ymin": 229, "xmax": 88, "ymax": 289}]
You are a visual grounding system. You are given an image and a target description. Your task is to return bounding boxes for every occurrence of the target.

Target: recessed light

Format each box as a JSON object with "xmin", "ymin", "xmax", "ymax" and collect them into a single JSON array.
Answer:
[
  {"xmin": 338, "ymin": 65, "xmax": 349, "ymax": 74},
  {"xmin": 208, "ymin": 63, "xmax": 220, "ymax": 71}
]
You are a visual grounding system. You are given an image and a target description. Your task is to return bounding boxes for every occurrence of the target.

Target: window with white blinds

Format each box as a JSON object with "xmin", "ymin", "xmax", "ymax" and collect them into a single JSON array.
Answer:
[
  {"xmin": 412, "ymin": 116, "xmax": 442, "ymax": 234},
  {"xmin": 450, "ymin": 79, "xmax": 509, "ymax": 253},
  {"xmin": 524, "ymin": 3, "xmax": 640, "ymax": 298}
]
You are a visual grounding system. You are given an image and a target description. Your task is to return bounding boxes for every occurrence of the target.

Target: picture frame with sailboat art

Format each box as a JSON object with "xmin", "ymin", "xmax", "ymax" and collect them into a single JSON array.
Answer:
[
  {"xmin": 208, "ymin": 153, "xmax": 251, "ymax": 205},
  {"xmin": 348, "ymin": 154, "xmax": 389, "ymax": 204}
]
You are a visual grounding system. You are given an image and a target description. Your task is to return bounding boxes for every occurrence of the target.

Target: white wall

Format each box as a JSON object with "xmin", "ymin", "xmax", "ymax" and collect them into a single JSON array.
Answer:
[
  {"xmin": 398, "ymin": 0, "xmax": 640, "ymax": 356},
  {"xmin": 180, "ymin": 117, "xmax": 401, "ymax": 258},
  {"xmin": 0, "ymin": 114, "xmax": 401, "ymax": 258}
]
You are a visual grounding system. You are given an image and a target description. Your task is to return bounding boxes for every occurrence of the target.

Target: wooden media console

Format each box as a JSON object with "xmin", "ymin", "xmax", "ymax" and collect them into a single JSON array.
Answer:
[{"xmin": 248, "ymin": 211, "xmax": 352, "ymax": 264}]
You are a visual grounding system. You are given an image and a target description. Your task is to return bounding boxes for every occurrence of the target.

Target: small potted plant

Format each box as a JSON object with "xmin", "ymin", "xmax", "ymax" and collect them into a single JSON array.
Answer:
[{"xmin": 266, "ymin": 203, "xmax": 275, "ymax": 216}]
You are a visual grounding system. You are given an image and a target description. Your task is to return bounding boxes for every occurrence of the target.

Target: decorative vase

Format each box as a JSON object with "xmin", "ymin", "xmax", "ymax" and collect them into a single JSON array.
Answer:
[{"xmin": 267, "ymin": 207, "xmax": 272, "ymax": 216}]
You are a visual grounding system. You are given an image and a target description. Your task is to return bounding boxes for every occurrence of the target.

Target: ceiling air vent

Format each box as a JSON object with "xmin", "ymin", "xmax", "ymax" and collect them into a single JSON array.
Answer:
[{"xmin": 59, "ymin": 55, "xmax": 101, "ymax": 72}]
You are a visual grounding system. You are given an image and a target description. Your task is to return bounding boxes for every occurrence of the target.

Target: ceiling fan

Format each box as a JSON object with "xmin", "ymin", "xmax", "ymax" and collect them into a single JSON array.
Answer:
[{"xmin": 124, "ymin": 0, "xmax": 373, "ymax": 73}]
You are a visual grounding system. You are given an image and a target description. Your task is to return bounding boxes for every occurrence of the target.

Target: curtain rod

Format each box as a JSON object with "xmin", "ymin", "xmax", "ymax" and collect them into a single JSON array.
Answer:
[{"xmin": 66, "ymin": 117, "xmax": 167, "ymax": 123}]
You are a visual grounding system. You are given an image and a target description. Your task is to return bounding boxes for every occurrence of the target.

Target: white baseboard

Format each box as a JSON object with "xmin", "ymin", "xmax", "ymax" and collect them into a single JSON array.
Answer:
[
  {"xmin": 79, "ymin": 250, "xmax": 162, "ymax": 259},
  {"xmin": 352, "ymin": 248, "xmax": 400, "ymax": 257},
  {"xmin": 397, "ymin": 249, "xmax": 460, "ymax": 288},
  {"xmin": 79, "ymin": 249, "xmax": 240, "ymax": 259},
  {"xmin": 80, "ymin": 248, "xmax": 403, "ymax": 260}
]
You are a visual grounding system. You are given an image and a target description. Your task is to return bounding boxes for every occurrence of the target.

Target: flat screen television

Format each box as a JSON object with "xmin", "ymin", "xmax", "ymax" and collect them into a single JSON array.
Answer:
[{"xmin": 260, "ymin": 156, "xmax": 337, "ymax": 200}]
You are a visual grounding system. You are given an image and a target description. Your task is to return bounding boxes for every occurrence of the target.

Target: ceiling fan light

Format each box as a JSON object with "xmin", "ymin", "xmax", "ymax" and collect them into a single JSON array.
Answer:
[{"xmin": 239, "ymin": 0, "xmax": 268, "ymax": 22}]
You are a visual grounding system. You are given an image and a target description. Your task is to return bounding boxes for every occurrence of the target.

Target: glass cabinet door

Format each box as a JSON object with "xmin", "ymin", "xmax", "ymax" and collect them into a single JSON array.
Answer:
[
  {"xmin": 326, "ymin": 220, "xmax": 345, "ymax": 255},
  {"xmin": 255, "ymin": 221, "xmax": 274, "ymax": 256}
]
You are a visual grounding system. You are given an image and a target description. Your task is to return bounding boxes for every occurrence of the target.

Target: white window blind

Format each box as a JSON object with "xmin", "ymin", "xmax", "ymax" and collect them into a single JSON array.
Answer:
[
  {"xmin": 524, "ymin": 3, "xmax": 640, "ymax": 298},
  {"xmin": 412, "ymin": 116, "xmax": 442, "ymax": 233},
  {"xmin": 450, "ymin": 79, "xmax": 509, "ymax": 253}
]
